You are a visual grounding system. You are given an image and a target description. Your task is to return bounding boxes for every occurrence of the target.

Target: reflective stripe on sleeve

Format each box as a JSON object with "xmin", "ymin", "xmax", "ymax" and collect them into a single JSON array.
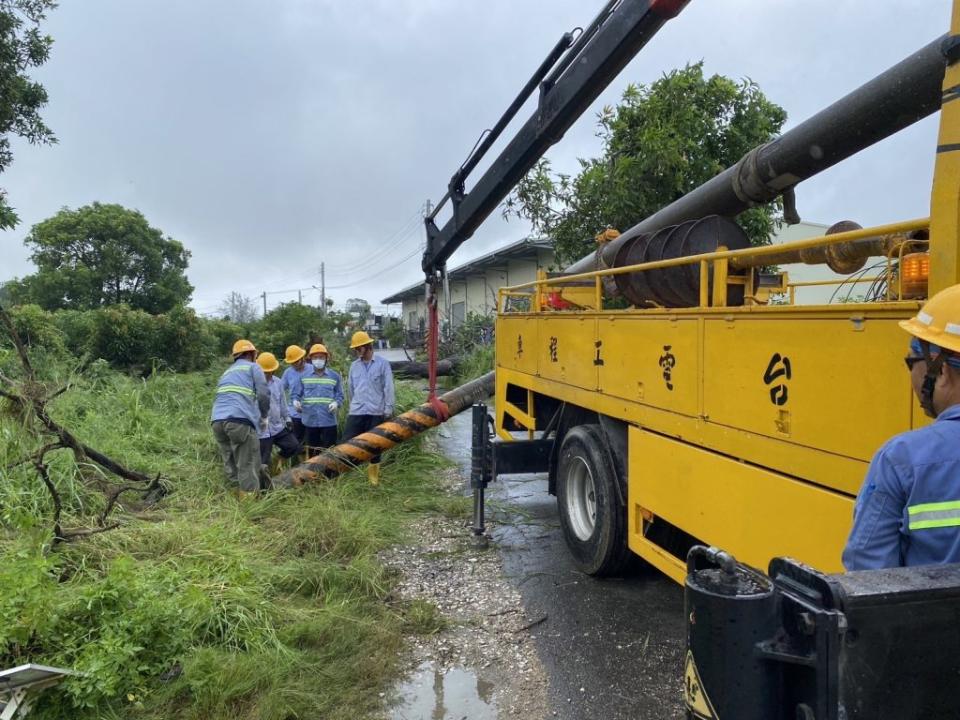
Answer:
[
  {"xmin": 217, "ymin": 384, "xmax": 255, "ymax": 397},
  {"xmin": 907, "ymin": 500, "xmax": 960, "ymax": 530}
]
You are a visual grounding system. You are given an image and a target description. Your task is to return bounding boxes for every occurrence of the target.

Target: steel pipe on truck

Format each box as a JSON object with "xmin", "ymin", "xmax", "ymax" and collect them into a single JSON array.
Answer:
[{"xmin": 565, "ymin": 35, "xmax": 949, "ymax": 279}]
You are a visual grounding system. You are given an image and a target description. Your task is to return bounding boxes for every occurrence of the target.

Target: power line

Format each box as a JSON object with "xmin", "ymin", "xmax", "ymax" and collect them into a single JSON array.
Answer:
[
  {"xmin": 324, "ymin": 245, "xmax": 423, "ymax": 290},
  {"xmin": 322, "ymin": 215, "xmax": 424, "ymax": 276}
]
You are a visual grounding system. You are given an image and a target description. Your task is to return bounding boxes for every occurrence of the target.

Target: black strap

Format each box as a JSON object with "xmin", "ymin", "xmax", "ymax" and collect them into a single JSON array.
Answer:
[{"xmin": 919, "ymin": 340, "xmax": 947, "ymax": 417}]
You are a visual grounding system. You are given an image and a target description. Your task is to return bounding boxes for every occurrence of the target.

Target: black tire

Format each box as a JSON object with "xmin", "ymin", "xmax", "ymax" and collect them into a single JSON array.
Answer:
[{"xmin": 556, "ymin": 424, "xmax": 630, "ymax": 576}]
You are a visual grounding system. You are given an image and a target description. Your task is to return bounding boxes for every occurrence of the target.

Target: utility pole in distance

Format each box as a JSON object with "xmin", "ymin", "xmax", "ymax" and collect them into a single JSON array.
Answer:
[
  {"xmin": 261, "ymin": 291, "xmax": 267, "ymax": 317},
  {"xmin": 320, "ymin": 262, "xmax": 326, "ymax": 316}
]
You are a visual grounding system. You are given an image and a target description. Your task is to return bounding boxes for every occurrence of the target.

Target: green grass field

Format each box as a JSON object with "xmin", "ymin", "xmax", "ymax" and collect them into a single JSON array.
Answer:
[{"xmin": 0, "ymin": 362, "xmax": 463, "ymax": 719}]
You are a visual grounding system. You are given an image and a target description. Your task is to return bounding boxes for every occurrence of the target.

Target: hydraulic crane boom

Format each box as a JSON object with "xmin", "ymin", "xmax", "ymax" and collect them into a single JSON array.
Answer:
[{"xmin": 420, "ymin": 0, "xmax": 690, "ymax": 279}]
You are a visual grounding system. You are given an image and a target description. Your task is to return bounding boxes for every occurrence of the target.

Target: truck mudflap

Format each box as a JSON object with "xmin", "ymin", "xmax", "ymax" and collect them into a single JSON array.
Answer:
[{"xmin": 685, "ymin": 546, "xmax": 960, "ymax": 720}]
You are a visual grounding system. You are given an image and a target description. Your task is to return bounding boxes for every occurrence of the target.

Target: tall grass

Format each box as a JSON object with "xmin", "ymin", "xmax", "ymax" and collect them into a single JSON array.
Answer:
[
  {"xmin": 454, "ymin": 344, "xmax": 495, "ymax": 385},
  {"xmin": 0, "ymin": 361, "xmax": 459, "ymax": 719}
]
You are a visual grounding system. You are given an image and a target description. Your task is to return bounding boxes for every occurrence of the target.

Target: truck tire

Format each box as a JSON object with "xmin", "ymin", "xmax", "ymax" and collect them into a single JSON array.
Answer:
[{"xmin": 556, "ymin": 424, "xmax": 630, "ymax": 576}]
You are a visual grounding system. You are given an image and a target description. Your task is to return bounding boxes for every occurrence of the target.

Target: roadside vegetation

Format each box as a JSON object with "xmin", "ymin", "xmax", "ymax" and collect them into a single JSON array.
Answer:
[{"xmin": 0, "ymin": 346, "xmax": 460, "ymax": 718}]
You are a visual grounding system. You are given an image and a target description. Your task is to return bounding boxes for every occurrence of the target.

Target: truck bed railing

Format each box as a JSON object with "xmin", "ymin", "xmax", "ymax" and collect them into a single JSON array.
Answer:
[{"xmin": 498, "ymin": 217, "xmax": 930, "ymax": 313}]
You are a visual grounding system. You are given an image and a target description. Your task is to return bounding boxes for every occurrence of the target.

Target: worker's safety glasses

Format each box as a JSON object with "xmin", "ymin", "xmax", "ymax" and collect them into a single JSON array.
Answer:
[{"xmin": 904, "ymin": 355, "xmax": 926, "ymax": 371}]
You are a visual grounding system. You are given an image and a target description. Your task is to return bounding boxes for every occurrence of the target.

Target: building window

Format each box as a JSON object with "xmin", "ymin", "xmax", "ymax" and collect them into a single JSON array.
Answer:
[
  {"xmin": 408, "ymin": 311, "xmax": 417, "ymax": 330},
  {"xmin": 452, "ymin": 301, "xmax": 465, "ymax": 328}
]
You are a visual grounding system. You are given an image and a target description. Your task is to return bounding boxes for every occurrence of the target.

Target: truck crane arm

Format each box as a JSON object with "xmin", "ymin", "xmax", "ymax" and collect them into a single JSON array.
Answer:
[{"xmin": 420, "ymin": 0, "xmax": 690, "ymax": 278}]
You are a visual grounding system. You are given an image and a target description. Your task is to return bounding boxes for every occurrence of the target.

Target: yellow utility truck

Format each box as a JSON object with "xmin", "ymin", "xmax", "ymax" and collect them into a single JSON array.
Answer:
[{"xmin": 421, "ymin": 0, "xmax": 959, "ymax": 582}]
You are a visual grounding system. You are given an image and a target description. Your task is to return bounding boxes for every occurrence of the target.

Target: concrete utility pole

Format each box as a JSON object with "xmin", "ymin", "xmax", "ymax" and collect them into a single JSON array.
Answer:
[
  {"xmin": 298, "ymin": 289, "xmax": 302, "ymax": 305},
  {"xmin": 320, "ymin": 262, "xmax": 326, "ymax": 315},
  {"xmin": 261, "ymin": 291, "xmax": 267, "ymax": 317}
]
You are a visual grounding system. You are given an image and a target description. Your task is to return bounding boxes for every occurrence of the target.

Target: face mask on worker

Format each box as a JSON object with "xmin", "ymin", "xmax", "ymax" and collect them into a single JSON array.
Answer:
[{"xmin": 312, "ymin": 358, "xmax": 326, "ymax": 370}]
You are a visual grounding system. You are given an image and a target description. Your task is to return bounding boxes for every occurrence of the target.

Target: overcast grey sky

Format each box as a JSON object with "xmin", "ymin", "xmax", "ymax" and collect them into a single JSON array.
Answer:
[{"xmin": 0, "ymin": 1, "xmax": 951, "ymax": 315}]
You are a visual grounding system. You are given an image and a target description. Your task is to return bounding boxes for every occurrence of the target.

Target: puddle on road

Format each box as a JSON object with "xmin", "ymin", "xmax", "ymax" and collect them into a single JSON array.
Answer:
[{"xmin": 390, "ymin": 662, "xmax": 497, "ymax": 720}]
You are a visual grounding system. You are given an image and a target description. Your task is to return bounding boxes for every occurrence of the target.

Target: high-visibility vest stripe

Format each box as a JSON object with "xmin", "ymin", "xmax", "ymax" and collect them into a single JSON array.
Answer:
[
  {"xmin": 908, "ymin": 500, "xmax": 960, "ymax": 530},
  {"xmin": 908, "ymin": 500, "xmax": 960, "ymax": 514},
  {"xmin": 217, "ymin": 384, "xmax": 255, "ymax": 397},
  {"xmin": 220, "ymin": 365, "xmax": 252, "ymax": 380},
  {"xmin": 303, "ymin": 378, "xmax": 336, "ymax": 385},
  {"xmin": 303, "ymin": 397, "xmax": 333, "ymax": 404}
]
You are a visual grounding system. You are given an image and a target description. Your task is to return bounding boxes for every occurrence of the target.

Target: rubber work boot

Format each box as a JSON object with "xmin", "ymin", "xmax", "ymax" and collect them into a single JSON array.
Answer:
[{"xmin": 367, "ymin": 463, "xmax": 380, "ymax": 486}]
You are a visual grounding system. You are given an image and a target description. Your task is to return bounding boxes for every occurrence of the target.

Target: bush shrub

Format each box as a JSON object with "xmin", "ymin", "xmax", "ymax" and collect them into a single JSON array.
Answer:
[{"xmin": 4, "ymin": 304, "xmax": 241, "ymax": 373}]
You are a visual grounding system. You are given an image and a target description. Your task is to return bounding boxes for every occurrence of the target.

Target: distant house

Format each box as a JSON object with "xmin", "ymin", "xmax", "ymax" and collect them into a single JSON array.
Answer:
[{"xmin": 381, "ymin": 237, "xmax": 554, "ymax": 334}]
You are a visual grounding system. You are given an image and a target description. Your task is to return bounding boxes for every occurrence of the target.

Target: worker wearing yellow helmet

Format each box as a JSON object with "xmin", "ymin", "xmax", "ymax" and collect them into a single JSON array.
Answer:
[
  {"xmin": 844, "ymin": 284, "xmax": 960, "ymax": 570},
  {"xmin": 343, "ymin": 330, "xmax": 394, "ymax": 485},
  {"xmin": 280, "ymin": 344, "xmax": 310, "ymax": 444},
  {"xmin": 295, "ymin": 343, "xmax": 345, "ymax": 456},
  {"xmin": 255, "ymin": 352, "xmax": 301, "ymax": 483},
  {"xmin": 210, "ymin": 339, "xmax": 270, "ymax": 496}
]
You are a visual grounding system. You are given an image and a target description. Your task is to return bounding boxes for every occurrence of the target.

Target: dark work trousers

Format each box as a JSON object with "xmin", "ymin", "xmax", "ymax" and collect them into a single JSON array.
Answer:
[
  {"xmin": 291, "ymin": 417, "xmax": 306, "ymax": 443},
  {"xmin": 259, "ymin": 427, "xmax": 302, "ymax": 465},
  {"xmin": 343, "ymin": 414, "xmax": 386, "ymax": 465},
  {"xmin": 304, "ymin": 425, "xmax": 338, "ymax": 455}
]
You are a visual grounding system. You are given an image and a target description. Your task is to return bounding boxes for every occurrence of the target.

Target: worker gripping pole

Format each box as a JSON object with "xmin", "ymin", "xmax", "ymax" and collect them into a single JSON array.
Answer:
[{"xmin": 272, "ymin": 371, "xmax": 495, "ymax": 487}]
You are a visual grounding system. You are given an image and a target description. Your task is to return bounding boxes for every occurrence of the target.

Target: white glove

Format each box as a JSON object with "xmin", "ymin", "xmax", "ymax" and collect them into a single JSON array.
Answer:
[
  {"xmin": 384, "ymin": 407, "xmax": 394, "ymax": 419},
  {"xmin": 259, "ymin": 418, "xmax": 269, "ymax": 433},
  {"xmin": 328, "ymin": 401, "xmax": 339, "ymax": 413},
  {"xmin": 293, "ymin": 400, "xmax": 303, "ymax": 412}
]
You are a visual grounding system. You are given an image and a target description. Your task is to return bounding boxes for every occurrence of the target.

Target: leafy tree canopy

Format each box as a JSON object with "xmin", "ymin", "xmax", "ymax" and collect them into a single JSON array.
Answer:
[
  {"xmin": 504, "ymin": 62, "xmax": 787, "ymax": 265},
  {"xmin": 8, "ymin": 202, "xmax": 193, "ymax": 313},
  {"xmin": 0, "ymin": 0, "xmax": 57, "ymax": 230}
]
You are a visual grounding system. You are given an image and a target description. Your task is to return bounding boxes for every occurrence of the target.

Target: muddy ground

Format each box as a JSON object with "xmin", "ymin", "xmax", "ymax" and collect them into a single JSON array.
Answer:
[{"xmin": 381, "ymin": 403, "xmax": 687, "ymax": 719}]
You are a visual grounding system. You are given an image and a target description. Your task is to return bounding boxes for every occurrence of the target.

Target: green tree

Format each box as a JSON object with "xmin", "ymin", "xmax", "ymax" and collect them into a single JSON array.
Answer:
[
  {"xmin": 252, "ymin": 302, "xmax": 331, "ymax": 356},
  {"xmin": 505, "ymin": 63, "xmax": 787, "ymax": 265},
  {"xmin": 0, "ymin": 0, "xmax": 57, "ymax": 230},
  {"xmin": 8, "ymin": 203, "xmax": 193, "ymax": 313}
]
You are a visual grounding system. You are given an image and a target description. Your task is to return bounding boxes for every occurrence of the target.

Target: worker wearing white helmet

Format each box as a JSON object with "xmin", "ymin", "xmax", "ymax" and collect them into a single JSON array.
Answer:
[
  {"xmin": 211, "ymin": 339, "xmax": 270, "ymax": 496},
  {"xmin": 844, "ymin": 285, "xmax": 960, "ymax": 570},
  {"xmin": 343, "ymin": 330, "xmax": 395, "ymax": 485}
]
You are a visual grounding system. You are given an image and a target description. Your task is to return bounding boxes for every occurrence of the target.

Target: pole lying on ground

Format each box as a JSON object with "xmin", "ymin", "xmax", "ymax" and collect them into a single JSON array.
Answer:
[{"xmin": 272, "ymin": 371, "xmax": 495, "ymax": 488}]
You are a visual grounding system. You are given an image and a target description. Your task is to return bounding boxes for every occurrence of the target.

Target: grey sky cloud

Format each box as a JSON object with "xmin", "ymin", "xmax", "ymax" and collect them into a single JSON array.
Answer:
[{"xmin": 0, "ymin": 1, "xmax": 951, "ymax": 314}]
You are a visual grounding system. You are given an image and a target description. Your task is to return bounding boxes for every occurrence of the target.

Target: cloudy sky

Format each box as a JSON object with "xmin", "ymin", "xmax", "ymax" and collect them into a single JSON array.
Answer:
[{"xmin": 0, "ymin": 0, "xmax": 951, "ymax": 315}]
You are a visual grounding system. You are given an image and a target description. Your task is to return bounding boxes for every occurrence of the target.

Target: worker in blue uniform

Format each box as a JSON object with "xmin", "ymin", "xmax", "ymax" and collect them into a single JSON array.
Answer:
[
  {"xmin": 211, "ymin": 339, "xmax": 270, "ymax": 497},
  {"xmin": 343, "ymin": 330, "xmax": 395, "ymax": 485},
  {"xmin": 281, "ymin": 344, "xmax": 311, "ymax": 444},
  {"xmin": 843, "ymin": 284, "xmax": 960, "ymax": 570},
  {"xmin": 296, "ymin": 343, "xmax": 344, "ymax": 456}
]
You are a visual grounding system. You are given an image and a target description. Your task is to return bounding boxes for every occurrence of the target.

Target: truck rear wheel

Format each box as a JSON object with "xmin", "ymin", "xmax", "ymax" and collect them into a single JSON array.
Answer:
[{"xmin": 556, "ymin": 424, "xmax": 629, "ymax": 576}]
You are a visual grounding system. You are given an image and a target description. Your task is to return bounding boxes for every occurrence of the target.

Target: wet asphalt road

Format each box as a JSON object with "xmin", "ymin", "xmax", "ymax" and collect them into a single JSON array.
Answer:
[{"xmin": 435, "ymin": 407, "xmax": 686, "ymax": 720}]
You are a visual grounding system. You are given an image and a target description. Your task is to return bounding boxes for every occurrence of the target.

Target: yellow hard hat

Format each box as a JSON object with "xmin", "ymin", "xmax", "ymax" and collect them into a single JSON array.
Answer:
[
  {"xmin": 350, "ymin": 330, "xmax": 374, "ymax": 349},
  {"xmin": 284, "ymin": 345, "xmax": 306, "ymax": 364},
  {"xmin": 232, "ymin": 339, "xmax": 257, "ymax": 356},
  {"xmin": 308, "ymin": 343, "xmax": 328, "ymax": 357},
  {"xmin": 257, "ymin": 352, "xmax": 280, "ymax": 373},
  {"xmin": 899, "ymin": 284, "xmax": 960, "ymax": 354}
]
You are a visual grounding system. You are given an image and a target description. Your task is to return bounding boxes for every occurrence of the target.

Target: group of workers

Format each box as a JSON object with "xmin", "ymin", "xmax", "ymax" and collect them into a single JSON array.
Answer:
[
  {"xmin": 206, "ymin": 285, "xmax": 960, "ymax": 571},
  {"xmin": 209, "ymin": 330, "xmax": 394, "ymax": 497}
]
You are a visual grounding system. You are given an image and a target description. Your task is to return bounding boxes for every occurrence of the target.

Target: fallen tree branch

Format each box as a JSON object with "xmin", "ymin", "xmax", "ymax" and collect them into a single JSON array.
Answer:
[
  {"xmin": 59, "ymin": 522, "xmax": 122, "ymax": 541},
  {"xmin": 0, "ymin": 302, "xmax": 165, "ymax": 546},
  {"xmin": 33, "ymin": 457, "xmax": 63, "ymax": 542}
]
